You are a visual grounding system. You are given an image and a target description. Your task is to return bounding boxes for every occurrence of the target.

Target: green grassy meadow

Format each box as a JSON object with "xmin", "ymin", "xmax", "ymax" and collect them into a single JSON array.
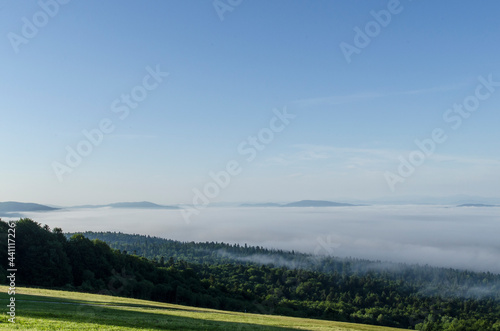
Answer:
[{"xmin": 0, "ymin": 286, "xmax": 407, "ymax": 331}]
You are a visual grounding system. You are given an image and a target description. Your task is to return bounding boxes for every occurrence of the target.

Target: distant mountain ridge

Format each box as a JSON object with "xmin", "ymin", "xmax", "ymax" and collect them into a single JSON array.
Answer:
[
  {"xmin": 0, "ymin": 201, "xmax": 59, "ymax": 213},
  {"xmin": 351, "ymin": 194, "xmax": 500, "ymax": 206},
  {"xmin": 239, "ymin": 203, "xmax": 282, "ymax": 207},
  {"xmin": 283, "ymin": 200, "xmax": 357, "ymax": 207},
  {"xmin": 108, "ymin": 202, "xmax": 179, "ymax": 209},
  {"xmin": 240, "ymin": 200, "xmax": 359, "ymax": 207},
  {"xmin": 71, "ymin": 201, "xmax": 179, "ymax": 209}
]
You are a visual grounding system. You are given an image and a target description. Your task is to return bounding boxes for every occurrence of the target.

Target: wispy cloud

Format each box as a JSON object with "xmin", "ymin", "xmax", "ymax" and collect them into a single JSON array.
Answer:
[
  {"xmin": 260, "ymin": 144, "xmax": 396, "ymax": 169},
  {"xmin": 291, "ymin": 84, "xmax": 462, "ymax": 108},
  {"xmin": 259, "ymin": 144, "xmax": 500, "ymax": 177},
  {"xmin": 428, "ymin": 154, "xmax": 500, "ymax": 167}
]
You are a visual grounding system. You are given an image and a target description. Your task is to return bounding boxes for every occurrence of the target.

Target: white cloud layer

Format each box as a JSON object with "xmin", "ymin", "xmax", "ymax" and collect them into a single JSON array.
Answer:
[{"xmin": 13, "ymin": 205, "xmax": 500, "ymax": 273}]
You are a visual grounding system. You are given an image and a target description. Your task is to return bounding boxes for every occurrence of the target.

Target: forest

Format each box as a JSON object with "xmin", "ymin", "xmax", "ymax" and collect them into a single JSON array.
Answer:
[{"xmin": 1, "ymin": 219, "xmax": 500, "ymax": 330}]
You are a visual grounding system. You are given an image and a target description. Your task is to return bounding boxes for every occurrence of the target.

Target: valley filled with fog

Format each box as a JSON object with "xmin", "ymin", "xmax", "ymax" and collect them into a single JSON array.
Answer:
[{"xmin": 14, "ymin": 205, "xmax": 500, "ymax": 273}]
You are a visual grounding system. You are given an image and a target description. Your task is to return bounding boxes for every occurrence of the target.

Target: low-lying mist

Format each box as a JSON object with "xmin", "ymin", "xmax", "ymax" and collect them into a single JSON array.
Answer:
[{"xmin": 13, "ymin": 205, "xmax": 500, "ymax": 273}]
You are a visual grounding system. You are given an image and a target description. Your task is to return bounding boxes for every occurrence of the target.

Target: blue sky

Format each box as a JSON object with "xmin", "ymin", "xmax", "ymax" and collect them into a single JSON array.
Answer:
[{"xmin": 1, "ymin": 0, "xmax": 500, "ymax": 206}]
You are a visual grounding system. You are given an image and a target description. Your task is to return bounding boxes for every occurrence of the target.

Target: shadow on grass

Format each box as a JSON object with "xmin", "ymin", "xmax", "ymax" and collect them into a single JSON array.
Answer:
[
  {"xmin": 12, "ymin": 295, "xmax": 301, "ymax": 331},
  {"xmin": 3, "ymin": 292, "xmax": 218, "ymax": 314},
  {"xmin": 4, "ymin": 292, "xmax": 255, "ymax": 318}
]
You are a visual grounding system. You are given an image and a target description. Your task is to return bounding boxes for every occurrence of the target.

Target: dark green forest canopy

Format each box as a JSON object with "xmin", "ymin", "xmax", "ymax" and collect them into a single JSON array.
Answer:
[
  {"xmin": 70, "ymin": 231, "xmax": 500, "ymax": 299},
  {"xmin": 2, "ymin": 219, "xmax": 500, "ymax": 330}
]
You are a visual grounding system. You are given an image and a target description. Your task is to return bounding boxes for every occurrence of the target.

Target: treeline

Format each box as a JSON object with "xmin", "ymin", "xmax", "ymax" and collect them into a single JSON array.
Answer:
[
  {"xmin": 71, "ymin": 231, "xmax": 500, "ymax": 330},
  {"xmin": 0, "ymin": 219, "xmax": 252, "ymax": 309},
  {"xmin": 75, "ymin": 231, "xmax": 500, "ymax": 301},
  {"xmin": 1, "ymin": 220, "xmax": 500, "ymax": 330}
]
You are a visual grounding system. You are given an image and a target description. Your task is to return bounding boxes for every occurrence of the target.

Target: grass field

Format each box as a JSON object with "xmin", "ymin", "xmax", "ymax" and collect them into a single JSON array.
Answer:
[{"xmin": 0, "ymin": 286, "xmax": 406, "ymax": 330}]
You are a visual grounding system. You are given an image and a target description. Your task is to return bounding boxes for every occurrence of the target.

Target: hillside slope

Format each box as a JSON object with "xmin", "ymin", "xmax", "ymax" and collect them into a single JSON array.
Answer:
[
  {"xmin": 0, "ymin": 201, "xmax": 58, "ymax": 212},
  {"xmin": 0, "ymin": 286, "xmax": 406, "ymax": 330}
]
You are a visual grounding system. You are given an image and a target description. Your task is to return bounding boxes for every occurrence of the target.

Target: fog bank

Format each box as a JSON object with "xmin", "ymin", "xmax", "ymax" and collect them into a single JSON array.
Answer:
[{"xmin": 12, "ymin": 205, "xmax": 500, "ymax": 273}]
